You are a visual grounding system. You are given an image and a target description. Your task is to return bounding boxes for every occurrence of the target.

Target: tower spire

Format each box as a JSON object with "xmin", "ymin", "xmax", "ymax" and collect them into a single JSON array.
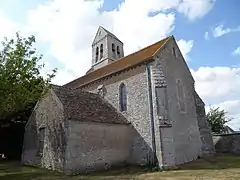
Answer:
[{"xmin": 90, "ymin": 26, "xmax": 124, "ymax": 71}]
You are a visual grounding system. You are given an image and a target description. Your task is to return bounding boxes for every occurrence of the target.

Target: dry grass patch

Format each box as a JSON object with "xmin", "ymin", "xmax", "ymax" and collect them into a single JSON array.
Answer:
[{"xmin": 1, "ymin": 154, "xmax": 240, "ymax": 180}]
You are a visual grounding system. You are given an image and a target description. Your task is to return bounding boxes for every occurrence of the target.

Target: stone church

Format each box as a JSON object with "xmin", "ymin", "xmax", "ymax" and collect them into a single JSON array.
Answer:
[{"xmin": 21, "ymin": 26, "xmax": 215, "ymax": 174}]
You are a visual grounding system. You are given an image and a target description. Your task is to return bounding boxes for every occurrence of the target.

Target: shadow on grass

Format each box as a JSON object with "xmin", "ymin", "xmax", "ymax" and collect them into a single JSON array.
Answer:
[
  {"xmin": 83, "ymin": 165, "xmax": 151, "ymax": 177},
  {"xmin": 0, "ymin": 162, "xmax": 67, "ymax": 180},
  {"xmin": 1, "ymin": 153, "xmax": 240, "ymax": 180},
  {"xmin": 176, "ymin": 153, "xmax": 240, "ymax": 171},
  {"xmin": 85, "ymin": 153, "xmax": 240, "ymax": 176}
]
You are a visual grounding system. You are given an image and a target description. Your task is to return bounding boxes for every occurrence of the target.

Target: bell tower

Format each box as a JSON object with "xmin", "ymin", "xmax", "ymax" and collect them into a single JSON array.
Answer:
[{"xmin": 91, "ymin": 26, "xmax": 124, "ymax": 71}]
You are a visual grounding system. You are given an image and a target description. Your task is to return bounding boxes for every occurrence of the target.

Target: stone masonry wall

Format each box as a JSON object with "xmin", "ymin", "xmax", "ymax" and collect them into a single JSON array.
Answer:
[
  {"xmin": 81, "ymin": 65, "xmax": 155, "ymax": 166},
  {"xmin": 150, "ymin": 37, "xmax": 202, "ymax": 166},
  {"xmin": 92, "ymin": 28, "xmax": 108, "ymax": 65},
  {"xmin": 64, "ymin": 121, "xmax": 132, "ymax": 174},
  {"xmin": 194, "ymin": 93, "xmax": 215, "ymax": 155},
  {"xmin": 21, "ymin": 90, "xmax": 67, "ymax": 172},
  {"xmin": 213, "ymin": 133, "xmax": 240, "ymax": 155}
]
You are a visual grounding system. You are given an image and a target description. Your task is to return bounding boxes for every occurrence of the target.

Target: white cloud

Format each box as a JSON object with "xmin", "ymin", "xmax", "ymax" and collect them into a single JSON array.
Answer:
[
  {"xmin": 192, "ymin": 66, "xmax": 240, "ymax": 102},
  {"xmin": 204, "ymin": 31, "xmax": 209, "ymax": 40},
  {"xmin": 0, "ymin": 13, "xmax": 20, "ymax": 40},
  {"xmin": 177, "ymin": 0, "xmax": 215, "ymax": 21},
  {"xmin": 1, "ymin": 0, "xmax": 238, "ymax": 130},
  {"xmin": 232, "ymin": 47, "xmax": 240, "ymax": 56},
  {"xmin": 177, "ymin": 39, "xmax": 194, "ymax": 61},
  {"xmin": 51, "ymin": 68, "xmax": 76, "ymax": 85},
  {"xmin": 25, "ymin": 0, "xmax": 178, "ymax": 85},
  {"xmin": 218, "ymin": 100, "xmax": 240, "ymax": 131},
  {"xmin": 212, "ymin": 24, "xmax": 240, "ymax": 38},
  {"xmin": 0, "ymin": 0, "xmax": 215, "ymax": 86},
  {"xmin": 193, "ymin": 66, "xmax": 240, "ymax": 130},
  {"xmin": 25, "ymin": 0, "xmax": 215, "ymax": 85},
  {"xmin": 206, "ymin": 100, "xmax": 240, "ymax": 131}
]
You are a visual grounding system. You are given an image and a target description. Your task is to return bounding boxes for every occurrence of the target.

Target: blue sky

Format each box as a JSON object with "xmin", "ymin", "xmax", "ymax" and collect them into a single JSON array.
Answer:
[
  {"xmin": 0, "ymin": 0, "xmax": 240, "ymax": 129},
  {"xmin": 103, "ymin": 0, "xmax": 240, "ymax": 68}
]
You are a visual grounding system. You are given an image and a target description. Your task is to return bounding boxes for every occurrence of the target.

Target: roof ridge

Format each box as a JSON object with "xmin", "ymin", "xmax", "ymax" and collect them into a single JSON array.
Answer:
[
  {"xmin": 64, "ymin": 36, "xmax": 171, "ymax": 88},
  {"xmin": 152, "ymin": 36, "xmax": 171, "ymax": 57},
  {"xmin": 87, "ymin": 36, "xmax": 171, "ymax": 74},
  {"xmin": 120, "ymin": 36, "xmax": 171, "ymax": 61}
]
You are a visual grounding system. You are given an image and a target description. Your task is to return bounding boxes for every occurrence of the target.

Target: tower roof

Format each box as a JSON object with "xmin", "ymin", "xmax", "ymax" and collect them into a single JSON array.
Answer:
[{"xmin": 92, "ymin": 26, "xmax": 123, "ymax": 46}]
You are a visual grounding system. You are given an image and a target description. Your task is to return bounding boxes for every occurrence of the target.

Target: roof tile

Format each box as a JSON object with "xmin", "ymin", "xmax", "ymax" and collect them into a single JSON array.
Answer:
[
  {"xmin": 64, "ymin": 36, "xmax": 171, "ymax": 89},
  {"xmin": 52, "ymin": 85, "xmax": 129, "ymax": 124}
]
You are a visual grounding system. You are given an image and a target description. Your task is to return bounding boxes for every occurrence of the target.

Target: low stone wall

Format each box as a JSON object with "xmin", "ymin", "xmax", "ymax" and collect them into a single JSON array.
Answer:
[{"xmin": 212, "ymin": 133, "xmax": 240, "ymax": 155}]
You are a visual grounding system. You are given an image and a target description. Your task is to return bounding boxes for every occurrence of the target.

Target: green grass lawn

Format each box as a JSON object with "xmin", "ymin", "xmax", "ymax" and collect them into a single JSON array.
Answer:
[{"xmin": 1, "ymin": 154, "xmax": 240, "ymax": 180}]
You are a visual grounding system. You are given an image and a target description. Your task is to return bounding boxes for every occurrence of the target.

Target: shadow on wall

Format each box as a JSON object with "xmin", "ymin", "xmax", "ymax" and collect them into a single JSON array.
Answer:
[
  {"xmin": 21, "ymin": 111, "xmax": 40, "ymax": 166},
  {"xmin": 22, "ymin": 110, "xmax": 65, "ymax": 171},
  {"xmin": 212, "ymin": 133, "xmax": 240, "ymax": 155},
  {"xmin": 0, "ymin": 122, "xmax": 26, "ymax": 160},
  {"xmin": 127, "ymin": 123, "xmax": 158, "ymax": 168},
  {"xmin": 64, "ymin": 121, "xmax": 158, "ymax": 175},
  {"xmin": 22, "ymin": 111, "xmax": 158, "ymax": 174}
]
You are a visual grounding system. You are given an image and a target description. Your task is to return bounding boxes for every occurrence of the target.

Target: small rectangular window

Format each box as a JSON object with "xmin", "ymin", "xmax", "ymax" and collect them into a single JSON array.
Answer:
[
  {"xmin": 172, "ymin": 47, "xmax": 176, "ymax": 57},
  {"xmin": 119, "ymin": 83, "xmax": 127, "ymax": 112},
  {"xmin": 37, "ymin": 127, "xmax": 45, "ymax": 156}
]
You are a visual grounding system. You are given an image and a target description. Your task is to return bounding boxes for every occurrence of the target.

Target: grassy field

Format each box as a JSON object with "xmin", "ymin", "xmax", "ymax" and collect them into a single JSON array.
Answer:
[{"xmin": 0, "ymin": 154, "xmax": 240, "ymax": 180}]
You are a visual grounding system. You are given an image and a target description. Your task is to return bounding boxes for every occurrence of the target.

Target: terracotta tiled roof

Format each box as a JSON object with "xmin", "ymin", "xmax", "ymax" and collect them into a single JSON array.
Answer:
[
  {"xmin": 52, "ymin": 85, "xmax": 129, "ymax": 124},
  {"xmin": 64, "ymin": 36, "xmax": 171, "ymax": 89}
]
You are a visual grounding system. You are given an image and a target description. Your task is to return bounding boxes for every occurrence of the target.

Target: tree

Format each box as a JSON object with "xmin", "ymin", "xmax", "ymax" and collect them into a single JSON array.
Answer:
[
  {"xmin": 206, "ymin": 106, "xmax": 232, "ymax": 133},
  {"xmin": 0, "ymin": 32, "xmax": 57, "ymax": 123}
]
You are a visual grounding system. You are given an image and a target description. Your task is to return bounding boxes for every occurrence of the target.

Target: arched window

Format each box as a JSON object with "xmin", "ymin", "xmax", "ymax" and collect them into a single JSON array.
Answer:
[
  {"xmin": 119, "ymin": 83, "xmax": 127, "ymax": 112},
  {"xmin": 95, "ymin": 47, "xmax": 99, "ymax": 62},
  {"xmin": 100, "ymin": 44, "xmax": 103, "ymax": 59},
  {"xmin": 176, "ymin": 79, "xmax": 186, "ymax": 112},
  {"xmin": 117, "ymin": 46, "xmax": 120, "ymax": 55}
]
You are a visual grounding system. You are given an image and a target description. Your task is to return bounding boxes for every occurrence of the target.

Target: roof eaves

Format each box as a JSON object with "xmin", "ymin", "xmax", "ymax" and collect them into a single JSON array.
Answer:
[
  {"xmin": 65, "ymin": 36, "xmax": 171, "ymax": 88},
  {"xmin": 79, "ymin": 57, "xmax": 154, "ymax": 88}
]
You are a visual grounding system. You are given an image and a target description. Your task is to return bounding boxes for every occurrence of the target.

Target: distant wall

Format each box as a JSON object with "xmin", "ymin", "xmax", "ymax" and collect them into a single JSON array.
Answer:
[{"xmin": 213, "ymin": 133, "xmax": 240, "ymax": 155}]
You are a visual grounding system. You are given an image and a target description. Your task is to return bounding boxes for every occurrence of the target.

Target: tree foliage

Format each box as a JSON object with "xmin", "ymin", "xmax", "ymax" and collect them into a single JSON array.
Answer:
[
  {"xmin": 206, "ymin": 106, "xmax": 232, "ymax": 133},
  {"xmin": 0, "ymin": 32, "xmax": 57, "ymax": 123}
]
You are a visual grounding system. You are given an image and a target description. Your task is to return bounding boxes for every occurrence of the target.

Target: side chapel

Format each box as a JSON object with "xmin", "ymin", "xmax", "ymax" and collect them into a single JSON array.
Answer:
[{"xmin": 22, "ymin": 26, "xmax": 215, "ymax": 174}]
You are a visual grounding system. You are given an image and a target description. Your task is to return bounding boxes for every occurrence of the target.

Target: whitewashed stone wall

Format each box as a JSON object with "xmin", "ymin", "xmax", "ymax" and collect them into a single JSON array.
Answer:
[
  {"xmin": 151, "ymin": 37, "xmax": 202, "ymax": 167},
  {"xmin": 64, "ymin": 121, "xmax": 132, "ymax": 174},
  {"xmin": 21, "ymin": 90, "xmax": 67, "ymax": 172},
  {"xmin": 81, "ymin": 65, "xmax": 156, "ymax": 166}
]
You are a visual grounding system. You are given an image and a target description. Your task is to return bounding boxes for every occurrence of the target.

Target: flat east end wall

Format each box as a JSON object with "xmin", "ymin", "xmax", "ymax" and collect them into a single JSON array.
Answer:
[
  {"xmin": 21, "ymin": 89, "xmax": 66, "ymax": 172},
  {"xmin": 64, "ymin": 121, "xmax": 132, "ymax": 174},
  {"xmin": 81, "ymin": 65, "xmax": 156, "ymax": 166},
  {"xmin": 80, "ymin": 37, "xmax": 215, "ymax": 168},
  {"xmin": 21, "ymin": 89, "xmax": 134, "ymax": 174},
  {"xmin": 80, "ymin": 42, "xmax": 208, "ymax": 169},
  {"xmin": 149, "ymin": 37, "xmax": 203, "ymax": 167}
]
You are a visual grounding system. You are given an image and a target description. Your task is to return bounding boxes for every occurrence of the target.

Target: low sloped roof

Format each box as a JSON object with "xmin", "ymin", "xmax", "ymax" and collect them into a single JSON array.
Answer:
[
  {"xmin": 52, "ymin": 85, "xmax": 129, "ymax": 124},
  {"xmin": 64, "ymin": 36, "xmax": 171, "ymax": 89}
]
